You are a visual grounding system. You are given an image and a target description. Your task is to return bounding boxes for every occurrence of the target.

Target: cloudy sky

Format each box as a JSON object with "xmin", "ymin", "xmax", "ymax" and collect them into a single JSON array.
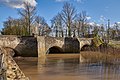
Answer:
[{"xmin": 0, "ymin": 0, "xmax": 120, "ymax": 29}]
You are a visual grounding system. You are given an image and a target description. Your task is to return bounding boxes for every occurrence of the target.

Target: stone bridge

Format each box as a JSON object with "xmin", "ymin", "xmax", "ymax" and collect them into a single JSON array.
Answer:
[
  {"xmin": 0, "ymin": 35, "xmax": 38, "ymax": 57},
  {"xmin": 0, "ymin": 35, "xmax": 93, "ymax": 57},
  {"xmin": 0, "ymin": 35, "xmax": 93, "ymax": 79},
  {"xmin": 37, "ymin": 36, "xmax": 93, "ymax": 58}
]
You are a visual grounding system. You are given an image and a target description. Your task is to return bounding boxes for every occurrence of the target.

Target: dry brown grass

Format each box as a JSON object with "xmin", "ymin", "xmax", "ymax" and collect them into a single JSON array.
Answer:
[{"xmin": 80, "ymin": 51, "xmax": 120, "ymax": 64}]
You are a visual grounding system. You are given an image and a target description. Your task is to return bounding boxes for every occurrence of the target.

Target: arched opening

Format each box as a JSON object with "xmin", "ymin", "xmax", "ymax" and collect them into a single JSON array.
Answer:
[
  {"xmin": 47, "ymin": 46, "xmax": 63, "ymax": 54},
  {"xmin": 81, "ymin": 45, "xmax": 91, "ymax": 51}
]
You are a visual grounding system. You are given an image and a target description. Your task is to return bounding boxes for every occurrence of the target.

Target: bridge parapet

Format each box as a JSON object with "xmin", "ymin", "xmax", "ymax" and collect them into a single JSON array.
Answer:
[
  {"xmin": 37, "ymin": 36, "xmax": 93, "ymax": 58},
  {"xmin": 0, "ymin": 47, "xmax": 29, "ymax": 80},
  {"xmin": 0, "ymin": 35, "xmax": 38, "ymax": 57},
  {"xmin": 37, "ymin": 36, "xmax": 64, "ymax": 58},
  {"xmin": 45, "ymin": 36, "xmax": 64, "ymax": 52},
  {"xmin": 78, "ymin": 38, "xmax": 93, "ymax": 50}
]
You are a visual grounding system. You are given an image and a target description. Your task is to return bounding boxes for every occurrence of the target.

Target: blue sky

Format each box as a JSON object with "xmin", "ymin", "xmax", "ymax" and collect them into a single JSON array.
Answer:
[{"xmin": 0, "ymin": 0, "xmax": 120, "ymax": 30}]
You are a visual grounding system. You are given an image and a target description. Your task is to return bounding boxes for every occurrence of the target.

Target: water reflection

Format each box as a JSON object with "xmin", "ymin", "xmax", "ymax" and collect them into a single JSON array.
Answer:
[{"xmin": 15, "ymin": 57, "xmax": 120, "ymax": 80}]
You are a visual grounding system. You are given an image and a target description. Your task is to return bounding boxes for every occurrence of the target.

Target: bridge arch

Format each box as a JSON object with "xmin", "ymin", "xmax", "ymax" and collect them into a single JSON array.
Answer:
[
  {"xmin": 79, "ymin": 39, "xmax": 92, "ymax": 51},
  {"xmin": 80, "ymin": 44, "xmax": 91, "ymax": 51},
  {"xmin": 46, "ymin": 46, "xmax": 63, "ymax": 54}
]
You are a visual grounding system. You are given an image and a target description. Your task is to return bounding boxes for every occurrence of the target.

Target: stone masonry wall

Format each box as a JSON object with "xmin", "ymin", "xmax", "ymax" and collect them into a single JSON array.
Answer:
[
  {"xmin": 0, "ymin": 35, "xmax": 38, "ymax": 57},
  {"xmin": 0, "ymin": 47, "xmax": 29, "ymax": 80}
]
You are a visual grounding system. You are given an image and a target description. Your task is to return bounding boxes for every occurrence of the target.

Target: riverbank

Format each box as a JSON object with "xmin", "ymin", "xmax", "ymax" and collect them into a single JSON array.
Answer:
[
  {"xmin": 80, "ymin": 51, "xmax": 120, "ymax": 64},
  {"xmin": 109, "ymin": 40, "xmax": 120, "ymax": 48},
  {"xmin": 106, "ymin": 40, "xmax": 120, "ymax": 54}
]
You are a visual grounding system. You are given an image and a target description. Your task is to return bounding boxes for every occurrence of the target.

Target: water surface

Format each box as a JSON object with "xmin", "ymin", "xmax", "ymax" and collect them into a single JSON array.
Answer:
[{"xmin": 14, "ymin": 56, "xmax": 120, "ymax": 80}]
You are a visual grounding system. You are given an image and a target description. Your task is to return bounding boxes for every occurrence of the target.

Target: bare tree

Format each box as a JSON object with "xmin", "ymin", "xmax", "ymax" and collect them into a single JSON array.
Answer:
[
  {"xmin": 60, "ymin": 2, "xmax": 77, "ymax": 37},
  {"xmin": 99, "ymin": 24, "xmax": 105, "ymax": 38},
  {"xmin": 35, "ymin": 16, "xmax": 51, "ymax": 36},
  {"xmin": 18, "ymin": 2, "xmax": 36, "ymax": 36},
  {"xmin": 77, "ymin": 11, "xmax": 88, "ymax": 37},
  {"xmin": 51, "ymin": 13, "xmax": 64, "ymax": 37},
  {"xmin": 114, "ymin": 22, "xmax": 120, "ymax": 37}
]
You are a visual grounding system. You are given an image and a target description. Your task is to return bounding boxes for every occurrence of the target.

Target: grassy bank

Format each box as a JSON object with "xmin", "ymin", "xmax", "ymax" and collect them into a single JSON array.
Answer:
[
  {"xmin": 109, "ymin": 40, "xmax": 120, "ymax": 48},
  {"xmin": 80, "ymin": 51, "xmax": 120, "ymax": 64}
]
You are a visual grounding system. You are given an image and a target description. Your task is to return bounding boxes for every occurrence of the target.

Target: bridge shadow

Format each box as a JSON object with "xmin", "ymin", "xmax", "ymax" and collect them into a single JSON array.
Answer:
[{"xmin": 14, "ymin": 36, "xmax": 38, "ymax": 57}]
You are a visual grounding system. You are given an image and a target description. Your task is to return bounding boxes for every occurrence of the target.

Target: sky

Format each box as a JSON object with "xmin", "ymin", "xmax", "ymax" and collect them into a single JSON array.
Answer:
[{"xmin": 0, "ymin": 0, "xmax": 120, "ymax": 30}]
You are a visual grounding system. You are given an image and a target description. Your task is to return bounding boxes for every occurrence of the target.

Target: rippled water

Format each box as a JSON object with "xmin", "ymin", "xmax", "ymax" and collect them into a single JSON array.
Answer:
[{"xmin": 15, "ymin": 56, "xmax": 120, "ymax": 80}]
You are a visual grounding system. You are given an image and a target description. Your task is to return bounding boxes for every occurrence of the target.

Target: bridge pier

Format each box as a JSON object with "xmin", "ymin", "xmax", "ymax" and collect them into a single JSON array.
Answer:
[
  {"xmin": 37, "ymin": 37, "xmax": 46, "ymax": 66},
  {"xmin": 37, "ymin": 36, "xmax": 46, "ymax": 58}
]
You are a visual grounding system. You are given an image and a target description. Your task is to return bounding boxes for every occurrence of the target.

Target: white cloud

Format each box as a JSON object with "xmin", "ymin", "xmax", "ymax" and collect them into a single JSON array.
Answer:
[
  {"xmin": 100, "ymin": 15, "xmax": 106, "ymax": 22},
  {"xmin": 96, "ymin": 24, "xmax": 100, "ymax": 26},
  {"xmin": 88, "ymin": 22, "xmax": 95, "ymax": 26},
  {"xmin": 0, "ymin": 0, "xmax": 37, "ymax": 9},
  {"xmin": 86, "ymin": 16, "xmax": 91, "ymax": 20},
  {"xmin": 116, "ymin": 22, "xmax": 120, "ymax": 24},
  {"xmin": 88, "ymin": 22, "xmax": 100, "ymax": 27}
]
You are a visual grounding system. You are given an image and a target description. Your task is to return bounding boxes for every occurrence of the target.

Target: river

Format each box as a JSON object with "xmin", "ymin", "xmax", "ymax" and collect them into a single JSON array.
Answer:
[{"xmin": 14, "ymin": 54, "xmax": 120, "ymax": 80}]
